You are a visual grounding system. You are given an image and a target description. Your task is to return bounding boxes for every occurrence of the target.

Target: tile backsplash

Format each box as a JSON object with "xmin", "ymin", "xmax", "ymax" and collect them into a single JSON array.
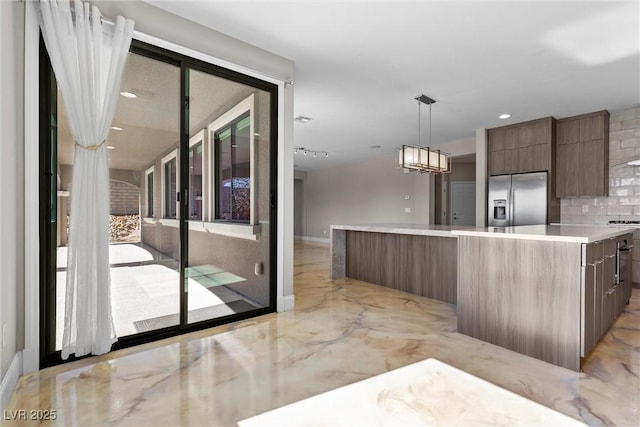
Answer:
[{"xmin": 560, "ymin": 107, "xmax": 640, "ymax": 225}]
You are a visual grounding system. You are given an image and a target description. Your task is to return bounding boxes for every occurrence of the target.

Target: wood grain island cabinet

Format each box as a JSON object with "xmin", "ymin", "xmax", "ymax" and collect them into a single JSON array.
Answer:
[
  {"xmin": 331, "ymin": 224, "xmax": 460, "ymax": 304},
  {"xmin": 582, "ymin": 233, "xmax": 634, "ymax": 356},
  {"xmin": 454, "ymin": 225, "xmax": 633, "ymax": 372},
  {"xmin": 556, "ymin": 110, "xmax": 610, "ymax": 198}
]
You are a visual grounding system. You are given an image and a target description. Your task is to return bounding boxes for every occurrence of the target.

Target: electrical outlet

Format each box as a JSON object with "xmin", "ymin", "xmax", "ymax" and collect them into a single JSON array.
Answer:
[
  {"xmin": 405, "ymin": 207, "xmax": 411, "ymax": 213},
  {"xmin": 322, "ymin": 230, "xmax": 327, "ymax": 235},
  {"xmin": 582, "ymin": 205, "xmax": 589, "ymax": 213}
]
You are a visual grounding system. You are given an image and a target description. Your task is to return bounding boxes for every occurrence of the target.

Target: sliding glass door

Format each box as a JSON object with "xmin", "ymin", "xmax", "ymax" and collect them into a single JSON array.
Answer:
[
  {"xmin": 40, "ymin": 40, "xmax": 277, "ymax": 367},
  {"xmin": 184, "ymin": 68, "xmax": 274, "ymax": 324}
]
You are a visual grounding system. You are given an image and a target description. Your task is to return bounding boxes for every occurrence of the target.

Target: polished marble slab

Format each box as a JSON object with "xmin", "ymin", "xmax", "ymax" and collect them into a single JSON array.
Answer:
[
  {"xmin": 239, "ymin": 358, "xmax": 585, "ymax": 426},
  {"xmin": 4, "ymin": 240, "xmax": 639, "ymax": 426}
]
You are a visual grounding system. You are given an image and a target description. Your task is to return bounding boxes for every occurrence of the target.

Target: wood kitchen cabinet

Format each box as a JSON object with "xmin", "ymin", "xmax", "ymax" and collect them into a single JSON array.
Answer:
[
  {"xmin": 616, "ymin": 233, "xmax": 634, "ymax": 315},
  {"xmin": 601, "ymin": 254, "xmax": 617, "ymax": 336},
  {"xmin": 457, "ymin": 227, "xmax": 631, "ymax": 371},
  {"xmin": 582, "ymin": 240, "xmax": 602, "ymax": 356},
  {"xmin": 487, "ymin": 117, "xmax": 554, "ymax": 176},
  {"xmin": 556, "ymin": 111, "xmax": 609, "ymax": 198},
  {"xmin": 581, "ymin": 234, "xmax": 633, "ymax": 357}
]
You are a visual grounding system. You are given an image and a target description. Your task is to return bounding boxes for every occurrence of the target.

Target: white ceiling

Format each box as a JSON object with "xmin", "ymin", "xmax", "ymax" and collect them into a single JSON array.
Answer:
[{"xmin": 145, "ymin": 1, "xmax": 639, "ymax": 171}]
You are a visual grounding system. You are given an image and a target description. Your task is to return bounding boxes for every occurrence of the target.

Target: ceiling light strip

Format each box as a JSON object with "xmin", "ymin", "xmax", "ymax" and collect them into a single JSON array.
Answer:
[{"xmin": 293, "ymin": 146, "xmax": 328, "ymax": 157}]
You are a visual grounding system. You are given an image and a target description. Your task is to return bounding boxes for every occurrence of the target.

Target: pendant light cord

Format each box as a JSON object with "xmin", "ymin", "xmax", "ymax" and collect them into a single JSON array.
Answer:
[
  {"xmin": 417, "ymin": 98, "xmax": 421, "ymax": 148},
  {"xmin": 429, "ymin": 101, "xmax": 432, "ymax": 148}
]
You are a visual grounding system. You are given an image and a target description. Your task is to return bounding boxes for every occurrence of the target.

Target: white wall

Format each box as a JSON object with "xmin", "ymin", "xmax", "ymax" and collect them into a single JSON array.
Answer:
[
  {"xmin": 304, "ymin": 153, "xmax": 433, "ymax": 238},
  {"xmin": 436, "ymin": 136, "xmax": 476, "ymax": 157},
  {"xmin": 299, "ymin": 137, "xmax": 477, "ymax": 238},
  {"xmin": 0, "ymin": 0, "xmax": 24, "ymax": 387}
]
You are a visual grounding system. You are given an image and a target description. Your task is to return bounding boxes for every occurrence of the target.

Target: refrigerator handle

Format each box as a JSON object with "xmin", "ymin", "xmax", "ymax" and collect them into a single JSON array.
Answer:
[{"xmin": 509, "ymin": 187, "xmax": 514, "ymax": 226}]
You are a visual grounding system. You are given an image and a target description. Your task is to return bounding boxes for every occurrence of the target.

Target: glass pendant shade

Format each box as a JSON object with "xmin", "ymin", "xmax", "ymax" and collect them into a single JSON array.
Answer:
[
  {"xmin": 397, "ymin": 95, "xmax": 450, "ymax": 174},
  {"xmin": 399, "ymin": 145, "xmax": 449, "ymax": 173}
]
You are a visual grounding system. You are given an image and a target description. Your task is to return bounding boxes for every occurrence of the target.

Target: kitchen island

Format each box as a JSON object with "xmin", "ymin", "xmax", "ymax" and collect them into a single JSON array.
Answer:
[
  {"xmin": 331, "ymin": 223, "xmax": 635, "ymax": 371},
  {"xmin": 452, "ymin": 225, "xmax": 635, "ymax": 371},
  {"xmin": 331, "ymin": 224, "xmax": 472, "ymax": 304}
]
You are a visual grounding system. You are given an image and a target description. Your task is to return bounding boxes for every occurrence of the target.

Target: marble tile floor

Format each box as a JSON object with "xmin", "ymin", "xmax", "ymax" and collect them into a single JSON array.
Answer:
[{"xmin": 4, "ymin": 240, "xmax": 639, "ymax": 426}]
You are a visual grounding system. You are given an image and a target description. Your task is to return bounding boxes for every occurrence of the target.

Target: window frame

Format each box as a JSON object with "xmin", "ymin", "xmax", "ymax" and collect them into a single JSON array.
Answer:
[
  {"xmin": 161, "ymin": 148, "xmax": 180, "ymax": 221},
  {"xmin": 144, "ymin": 165, "xmax": 155, "ymax": 218},
  {"xmin": 207, "ymin": 93, "xmax": 256, "ymax": 225},
  {"xmin": 188, "ymin": 129, "xmax": 206, "ymax": 221}
]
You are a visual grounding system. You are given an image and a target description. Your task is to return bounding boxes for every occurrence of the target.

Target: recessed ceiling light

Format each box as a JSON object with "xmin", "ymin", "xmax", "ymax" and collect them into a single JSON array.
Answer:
[
  {"xmin": 110, "ymin": 126, "xmax": 123, "ymax": 131},
  {"xmin": 499, "ymin": 113, "xmax": 511, "ymax": 119},
  {"xmin": 370, "ymin": 145, "xmax": 382, "ymax": 149},
  {"xmin": 627, "ymin": 159, "xmax": 640, "ymax": 166},
  {"xmin": 107, "ymin": 146, "xmax": 115, "ymax": 150},
  {"xmin": 120, "ymin": 91, "xmax": 137, "ymax": 98},
  {"xmin": 295, "ymin": 116, "xmax": 312, "ymax": 123},
  {"xmin": 254, "ymin": 133, "xmax": 260, "ymax": 137}
]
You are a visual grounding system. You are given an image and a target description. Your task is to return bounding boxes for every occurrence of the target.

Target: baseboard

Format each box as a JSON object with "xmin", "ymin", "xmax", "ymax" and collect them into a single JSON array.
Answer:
[
  {"xmin": 0, "ymin": 352, "xmax": 22, "ymax": 411},
  {"xmin": 295, "ymin": 235, "xmax": 330, "ymax": 244},
  {"xmin": 20, "ymin": 347, "xmax": 38, "ymax": 375},
  {"xmin": 283, "ymin": 294, "xmax": 295, "ymax": 311}
]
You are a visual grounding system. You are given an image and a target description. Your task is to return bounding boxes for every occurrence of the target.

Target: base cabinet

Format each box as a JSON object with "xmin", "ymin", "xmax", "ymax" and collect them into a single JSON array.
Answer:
[
  {"xmin": 457, "ymin": 231, "xmax": 632, "ymax": 372},
  {"xmin": 581, "ymin": 235, "xmax": 632, "ymax": 357},
  {"xmin": 581, "ymin": 263, "xmax": 597, "ymax": 355}
]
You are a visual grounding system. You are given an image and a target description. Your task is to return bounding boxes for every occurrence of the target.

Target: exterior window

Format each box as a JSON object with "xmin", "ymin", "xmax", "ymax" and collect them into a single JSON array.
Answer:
[
  {"xmin": 189, "ymin": 131, "xmax": 204, "ymax": 220},
  {"xmin": 161, "ymin": 150, "xmax": 179, "ymax": 219},
  {"xmin": 145, "ymin": 166, "xmax": 154, "ymax": 217},
  {"xmin": 215, "ymin": 113, "xmax": 250, "ymax": 222}
]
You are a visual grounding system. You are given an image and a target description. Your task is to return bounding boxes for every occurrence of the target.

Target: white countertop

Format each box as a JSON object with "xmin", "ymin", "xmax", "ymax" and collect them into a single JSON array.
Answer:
[
  {"xmin": 330, "ymin": 223, "xmax": 472, "ymax": 238},
  {"xmin": 451, "ymin": 224, "xmax": 636, "ymax": 243},
  {"xmin": 237, "ymin": 358, "xmax": 584, "ymax": 426}
]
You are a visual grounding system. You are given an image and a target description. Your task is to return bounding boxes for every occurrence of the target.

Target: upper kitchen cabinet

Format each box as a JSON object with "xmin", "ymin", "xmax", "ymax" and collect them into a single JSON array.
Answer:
[
  {"xmin": 487, "ymin": 117, "xmax": 555, "ymax": 176},
  {"xmin": 556, "ymin": 111, "xmax": 609, "ymax": 198}
]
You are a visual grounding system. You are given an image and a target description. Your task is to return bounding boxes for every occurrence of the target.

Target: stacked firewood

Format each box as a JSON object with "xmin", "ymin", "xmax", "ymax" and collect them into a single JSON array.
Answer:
[{"xmin": 109, "ymin": 215, "xmax": 140, "ymax": 242}]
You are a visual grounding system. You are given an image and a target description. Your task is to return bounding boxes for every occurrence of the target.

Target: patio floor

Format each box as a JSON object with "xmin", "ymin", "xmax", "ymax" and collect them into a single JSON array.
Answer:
[{"xmin": 54, "ymin": 243, "xmax": 258, "ymax": 349}]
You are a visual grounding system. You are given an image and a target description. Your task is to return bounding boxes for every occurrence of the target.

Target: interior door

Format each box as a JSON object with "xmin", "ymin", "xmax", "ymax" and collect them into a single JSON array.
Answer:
[
  {"xmin": 294, "ymin": 179, "xmax": 304, "ymax": 236},
  {"xmin": 451, "ymin": 181, "xmax": 476, "ymax": 226}
]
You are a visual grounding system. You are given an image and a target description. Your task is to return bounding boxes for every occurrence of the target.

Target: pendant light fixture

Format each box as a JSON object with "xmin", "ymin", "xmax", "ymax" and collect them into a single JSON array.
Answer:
[{"xmin": 398, "ymin": 94, "xmax": 450, "ymax": 174}]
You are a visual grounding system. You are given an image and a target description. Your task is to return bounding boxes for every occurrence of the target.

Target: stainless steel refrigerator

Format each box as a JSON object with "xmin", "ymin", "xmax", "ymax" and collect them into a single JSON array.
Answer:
[{"xmin": 487, "ymin": 172, "xmax": 547, "ymax": 226}]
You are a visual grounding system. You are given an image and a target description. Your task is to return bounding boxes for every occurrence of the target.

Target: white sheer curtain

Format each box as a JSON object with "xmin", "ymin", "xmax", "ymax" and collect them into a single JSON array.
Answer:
[{"xmin": 38, "ymin": 0, "xmax": 134, "ymax": 359}]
